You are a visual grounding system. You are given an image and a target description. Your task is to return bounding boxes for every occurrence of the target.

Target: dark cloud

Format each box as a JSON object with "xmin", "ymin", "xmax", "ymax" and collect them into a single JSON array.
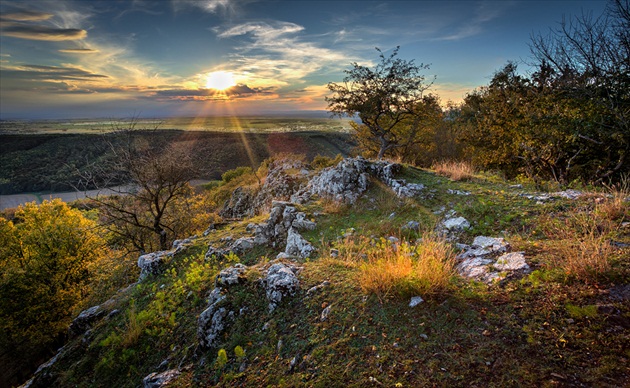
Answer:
[
  {"xmin": 58, "ymin": 48, "xmax": 99, "ymax": 53},
  {"xmin": 0, "ymin": 10, "xmax": 54, "ymax": 21},
  {"xmin": 153, "ymin": 84, "xmax": 267, "ymax": 100},
  {"xmin": 2, "ymin": 25, "xmax": 87, "ymax": 41},
  {"xmin": 2, "ymin": 65, "xmax": 108, "ymax": 81}
]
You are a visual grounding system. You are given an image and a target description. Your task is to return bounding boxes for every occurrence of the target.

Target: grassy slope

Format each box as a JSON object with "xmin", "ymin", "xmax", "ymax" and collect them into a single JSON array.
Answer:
[{"xmin": 46, "ymin": 166, "xmax": 629, "ymax": 387}]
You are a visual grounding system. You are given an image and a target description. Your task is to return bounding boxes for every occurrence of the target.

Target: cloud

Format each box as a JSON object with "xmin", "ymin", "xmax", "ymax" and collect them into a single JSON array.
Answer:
[
  {"xmin": 0, "ymin": 10, "xmax": 54, "ymax": 21},
  {"xmin": 434, "ymin": 0, "xmax": 516, "ymax": 41},
  {"xmin": 59, "ymin": 48, "xmax": 99, "ymax": 54},
  {"xmin": 173, "ymin": 0, "xmax": 233, "ymax": 14},
  {"xmin": 152, "ymin": 83, "xmax": 268, "ymax": 101},
  {"xmin": 218, "ymin": 21, "xmax": 304, "ymax": 39},
  {"xmin": 2, "ymin": 24, "xmax": 87, "ymax": 40},
  {"xmin": 216, "ymin": 21, "xmax": 352, "ymax": 85},
  {"xmin": 2, "ymin": 64, "xmax": 108, "ymax": 81}
]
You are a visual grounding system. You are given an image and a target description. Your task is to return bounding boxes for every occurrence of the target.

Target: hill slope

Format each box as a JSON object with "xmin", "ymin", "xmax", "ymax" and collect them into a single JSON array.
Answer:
[{"xmin": 21, "ymin": 157, "xmax": 630, "ymax": 387}]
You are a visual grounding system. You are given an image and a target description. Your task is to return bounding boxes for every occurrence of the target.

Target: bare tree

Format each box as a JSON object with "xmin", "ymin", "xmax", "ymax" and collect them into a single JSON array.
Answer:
[
  {"xmin": 78, "ymin": 120, "xmax": 201, "ymax": 252},
  {"xmin": 326, "ymin": 47, "xmax": 434, "ymax": 159}
]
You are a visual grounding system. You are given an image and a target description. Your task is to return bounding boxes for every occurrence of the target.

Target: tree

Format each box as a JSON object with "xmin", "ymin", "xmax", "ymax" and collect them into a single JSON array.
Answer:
[
  {"xmin": 529, "ymin": 0, "xmax": 630, "ymax": 183},
  {"xmin": 79, "ymin": 122, "xmax": 215, "ymax": 253},
  {"xmin": 0, "ymin": 199, "xmax": 106, "ymax": 379},
  {"xmin": 326, "ymin": 47, "xmax": 435, "ymax": 159}
]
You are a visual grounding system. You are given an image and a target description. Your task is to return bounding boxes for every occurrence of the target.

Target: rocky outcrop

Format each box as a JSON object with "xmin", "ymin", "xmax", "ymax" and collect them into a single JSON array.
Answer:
[
  {"xmin": 69, "ymin": 305, "xmax": 105, "ymax": 336},
  {"xmin": 142, "ymin": 369, "xmax": 180, "ymax": 388},
  {"xmin": 138, "ymin": 251, "xmax": 173, "ymax": 280},
  {"xmin": 295, "ymin": 157, "xmax": 424, "ymax": 204},
  {"xmin": 283, "ymin": 227, "xmax": 316, "ymax": 259},
  {"xmin": 253, "ymin": 201, "xmax": 316, "ymax": 255},
  {"xmin": 456, "ymin": 236, "xmax": 530, "ymax": 283},
  {"xmin": 219, "ymin": 186, "xmax": 257, "ymax": 219},
  {"xmin": 197, "ymin": 265, "xmax": 247, "ymax": 349},
  {"xmin": 303, "ymin": 157, "xmax": 370, "ymax": 204},
  {"xmin": 261, "ymin": 262, "xmax": 301, "ymax": 312},
  {"xmin": 220, "ymin": 158, "xmax": 310, "ymax": 219}
]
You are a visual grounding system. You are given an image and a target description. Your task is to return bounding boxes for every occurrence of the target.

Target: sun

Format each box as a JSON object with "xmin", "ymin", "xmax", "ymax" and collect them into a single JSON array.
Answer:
[{"xmin": 205, "ymin": 71, "xmax": 236, "ymax": 90}]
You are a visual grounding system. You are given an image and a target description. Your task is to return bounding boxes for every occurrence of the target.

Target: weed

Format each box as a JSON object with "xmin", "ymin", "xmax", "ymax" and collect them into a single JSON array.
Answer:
[{"xmin": 566, "ymin": 304, "xmax": 598, "ymax": 319}]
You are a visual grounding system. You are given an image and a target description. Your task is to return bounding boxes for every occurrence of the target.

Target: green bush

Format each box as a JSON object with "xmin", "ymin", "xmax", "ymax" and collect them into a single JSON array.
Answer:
[{"xmin": 222, "ymin": 166, "xmax": 253, "ymax": 183}]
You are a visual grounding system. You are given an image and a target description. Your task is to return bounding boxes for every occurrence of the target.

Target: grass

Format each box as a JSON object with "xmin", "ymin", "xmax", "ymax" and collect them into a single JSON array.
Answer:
[
  {"xmin": 432, "ymin": 160, "xmax": 476, "ymax": 181},
  {"xmin": 334, "ymin": 234, "xmax": 456, "ymax": 299}
]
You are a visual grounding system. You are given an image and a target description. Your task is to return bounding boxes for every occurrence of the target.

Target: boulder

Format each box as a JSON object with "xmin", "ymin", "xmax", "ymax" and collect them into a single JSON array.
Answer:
[
  {"xmin": 69, "ymin": 305, "xmax": 105, "ymax": 336},
  {"xmin": 142, "ymin": 369, "xmax": 181, "ymax": 388},
  {"xmin": 215, "ymin": 263, "xmax": 248, "ymax": 288},
  {"xmin": 443, "ymin": 216, "xmax": 471, "ymax": 231},
  {"xmin": 138, "ymin": 251, "xmax": 172, "ymax": 280},
  {"xmin": 284, "ymin": 227, "xmax": 315, "ymax": 259},
  {"xmin": 262, "ymin": 262, "xmax": 301, "ymax": 312}
]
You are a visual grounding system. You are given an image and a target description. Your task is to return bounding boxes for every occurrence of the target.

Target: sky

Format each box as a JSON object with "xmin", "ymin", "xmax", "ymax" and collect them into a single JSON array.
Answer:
[{"xmin": 0, "ymin": 0, "xmax": 609, "ymax": 119}]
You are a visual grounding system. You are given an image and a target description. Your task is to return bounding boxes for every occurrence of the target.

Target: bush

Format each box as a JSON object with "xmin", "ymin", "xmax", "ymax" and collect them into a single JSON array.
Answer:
[
  {"xmin": 0, "ymin": 199, "xmax": 107, "ymax": 367},
  {"xmin": 311, "ymin": 154, "xmax": 343, "ymax": 170},
  {"xmin": 222, "ymin": 166, "xmax": 253, "ymax": 183}
]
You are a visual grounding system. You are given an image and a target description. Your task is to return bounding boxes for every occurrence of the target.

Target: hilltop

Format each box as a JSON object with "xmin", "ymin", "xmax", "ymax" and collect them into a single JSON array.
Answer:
[{"xmin": 15, "ymin": 156, "xmax": 630, "ymax": 387}]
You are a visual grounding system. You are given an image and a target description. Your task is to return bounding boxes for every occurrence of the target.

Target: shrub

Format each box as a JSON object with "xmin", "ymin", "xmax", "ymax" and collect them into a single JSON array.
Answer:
[
  {"xmin": 0, "ymin": 199, "xmax": 107, "ymax": 360},
  {"xmin": 311, "ymin": 154, "xmax": 343, "ymax": 170},
  {"xmin": 432, "ymin": 160, "xmax": 476, "ymax": 181},
  {"xmin": 222, "ymin": 166, "xmax": 253, "ymax": 184}
]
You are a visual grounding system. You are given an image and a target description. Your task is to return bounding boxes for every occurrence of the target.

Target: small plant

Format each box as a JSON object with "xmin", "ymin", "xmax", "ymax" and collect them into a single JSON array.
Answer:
[
  {"xmin": 216, "ymin": 348, "xmax": 228, "ymax": 369},
  {"xmin": 566, "ymin": 304, "xmax": 598, "ymax": 319},
  {"xmin": 234, "ymin": 345, "xmax": 245, "ymax": 359},
  {"xmin": 432, "ymin": 160, "xmax": 476, "ymax": 181}
]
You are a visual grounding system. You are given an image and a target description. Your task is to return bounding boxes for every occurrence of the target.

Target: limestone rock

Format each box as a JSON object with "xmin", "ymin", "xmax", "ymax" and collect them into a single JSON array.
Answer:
[
  {"xmin": 138, "ymin": 251, "xmax": 172, "ymax": 280},
  {"xmin": 402, "ymin": 221, "xmax": 420, "ymax": 232},
  {"xmin": 306, "ymin": 281, "xmax": 330, "ymax": 297},
  {"xmin": 493, "ymin": 252, "xmax": 529, "ymax": 272},
  {"xmin": 230, "ymin": 237, "xmax": 255, "ymax": 255},
  {"xmin": 215, "ymin": 263, "xmax": 248, "ymax": 288},
  {"xmin": 263, "ymin": 262, "xmax": 301, "ymax": 312},
  {"xmin": 142, "ymin": 369, "xmax": 181, "ymax": 388},
  {"xmin": 284, "ymin": 227, "xmax": 315, "ymax": 259},
  {"xmin": 205, "ymin": 245, "xmax": 229, "ymax": 261},
  {"xmin": 306, "ymin": 157, "xmax": 370, "ymax": 204},
  {"xmin": 443, "ymin": 216, "xmax": 471, "ymax": 231},
  {"xmin": 69, "ymin": 305, "xmax": 105, "ymax": 336},
  {"xmin": 456, "ymin": 236, "xmax": 528, "ymax": 284},
  {"xmin": 197, "ymin": 304, "xmax": 235, "ymax": 349},
  {"xmin": 409, "ymin": 296, "xmax": 424, "ymax": 307},
  {"xmin": 219, "ymin": 186, "xmax": 257, "ymax": 219}
]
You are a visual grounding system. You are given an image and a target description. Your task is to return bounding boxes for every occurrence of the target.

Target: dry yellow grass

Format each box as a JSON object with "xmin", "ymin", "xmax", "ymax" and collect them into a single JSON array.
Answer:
[
  {"xmin": 354, "ymin": 234, "xmax": 456, "ymax": 298},
  {"xmin": 432, "ymin": 160, "xmax": 476, "ymax": 181},
  {"xmin": 539, "ymin": 188, "xmax": 628, "ymax": 281}
]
